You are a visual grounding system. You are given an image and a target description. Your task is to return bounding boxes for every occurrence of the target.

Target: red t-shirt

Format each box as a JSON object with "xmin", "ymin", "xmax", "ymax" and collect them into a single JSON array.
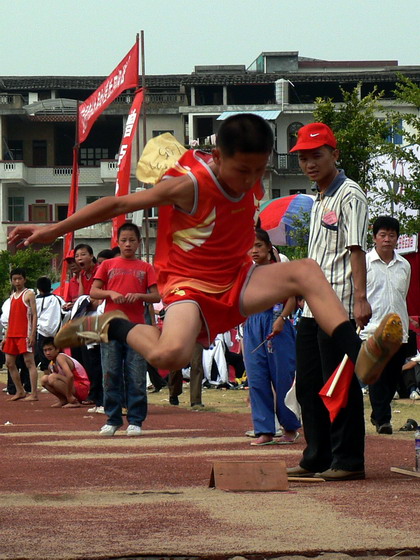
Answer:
[
  {"xmin": 94, "ymin": 256, "xmax": 157, "ymax": 323},
  {"xmin": 154, "ymin": 149, "xmax": 263, "ymax": 299},
  {"xmin": 80, "ymin": 263, "xmax": 99, "ymax": 295}
]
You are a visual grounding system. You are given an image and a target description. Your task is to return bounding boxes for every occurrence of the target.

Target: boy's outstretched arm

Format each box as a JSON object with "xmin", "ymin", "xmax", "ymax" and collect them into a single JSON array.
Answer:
[{"xmin": 8, "ymin": 174, "xmax": 194, "ymax": 247}]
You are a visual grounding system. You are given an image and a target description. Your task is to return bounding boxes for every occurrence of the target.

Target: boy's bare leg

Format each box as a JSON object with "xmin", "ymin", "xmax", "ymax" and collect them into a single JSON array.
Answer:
[
  {"xmin": 6, "ymin": 355, "xmax": 26, "ymax": 400},
  {"xmin": 243, "ymin": 259, "xmax": 348, "ymax": 335},
  {"xmin": 22, "ymin": 353, "xmax": 39, "ymax": 401},
  {"xmin": 41, "ymin": 375, "xmax": 67, "ymax": 407},
  {"xmin": 126, "ymin": 302, "xmax": 202, "ymax": 371}
]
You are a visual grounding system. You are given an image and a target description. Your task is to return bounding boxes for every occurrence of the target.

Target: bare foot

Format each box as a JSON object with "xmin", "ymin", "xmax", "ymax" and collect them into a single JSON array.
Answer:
[
  {"xmin": 22, "ymin": 395, "xmax": 39, "ymax": 402},
  {"xmin": 8, "ymin": 393, "xmax": 26, "ymax": 401},
  {"xmin": 62, "ymin": 402, "xmax": 81, "ymax": 408},
  {"xmin": 250, "ymin": 434, "xmax": 275, "ymax": 446},
  {"xmin": 51, "ymin": 401, "xmax": 65, "ymax": 408}
]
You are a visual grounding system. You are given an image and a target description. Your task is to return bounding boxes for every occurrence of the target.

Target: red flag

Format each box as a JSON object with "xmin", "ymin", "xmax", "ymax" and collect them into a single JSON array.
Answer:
[
  {"xmin": 59, "ymin": 147, "xmax": 79, "ymax": 297},
  {"xmin": 78, "ymin": 42, "xmax": 139, "ymax": 144},
  {"xmin": 319, "ymin": 355, "xmax": 355, "ymax": 423},
  {"xmin": 111, "ymin": 89, "xmax": 144, "ymax": 247}
]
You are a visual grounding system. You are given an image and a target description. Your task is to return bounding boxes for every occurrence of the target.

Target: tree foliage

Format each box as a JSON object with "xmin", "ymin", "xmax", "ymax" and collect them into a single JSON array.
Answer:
[
  {"xmin": 0, "ymin": 247, "xmax": 57, "ymax": 303},
  {"xmin": 313, "ymin": 84, "xmax": 390, "ymax": 191},
  {"xmin": 314, "ymin": 79, "xmax": 420, "ymax": 235}
]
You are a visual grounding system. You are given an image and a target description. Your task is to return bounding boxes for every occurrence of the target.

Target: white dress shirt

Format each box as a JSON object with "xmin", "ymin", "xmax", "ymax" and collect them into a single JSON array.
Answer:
[{"xmin": 360, "ymin": 248, "xmax": 411, "ymax": 342}]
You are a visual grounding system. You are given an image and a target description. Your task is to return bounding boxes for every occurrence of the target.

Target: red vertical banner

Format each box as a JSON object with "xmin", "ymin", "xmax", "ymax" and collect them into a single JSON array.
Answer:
[
  {"xmin": 111, "ymin": 89, "xmax": 144, "ymax": 247},
  {"xmin": 78, "ymin": 42, "xmax": 139, "ymax": 144},
  {"xmin": 59, "ymin": 146, "xmax": 79, "ymax": 297}
]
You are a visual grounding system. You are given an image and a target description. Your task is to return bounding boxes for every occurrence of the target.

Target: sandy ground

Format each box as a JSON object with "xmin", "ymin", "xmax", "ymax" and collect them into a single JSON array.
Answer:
[{"xmin": 0, "ymin": 383, "xmax": 419, "ymax": 560}]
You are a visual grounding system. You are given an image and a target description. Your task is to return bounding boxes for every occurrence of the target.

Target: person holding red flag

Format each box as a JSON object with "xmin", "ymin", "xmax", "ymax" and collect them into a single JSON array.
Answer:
[{"xmin": 287, "ymin": 123, "xmax": 372, "ymax": 482}]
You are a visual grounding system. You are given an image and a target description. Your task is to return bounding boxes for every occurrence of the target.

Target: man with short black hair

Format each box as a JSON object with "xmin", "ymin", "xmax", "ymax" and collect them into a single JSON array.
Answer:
[
  {"xmin": 361, "ymin": 216, "xmax": 411, "ymax": 434},
  {"xmin": 288, "ymin": 122, "xmax": 371, "ymax": 481}
]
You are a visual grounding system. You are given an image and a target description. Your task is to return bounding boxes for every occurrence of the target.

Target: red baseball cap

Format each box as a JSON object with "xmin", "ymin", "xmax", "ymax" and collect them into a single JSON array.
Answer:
[
  {"xmin": 64, "ymin": 249, "xmax": 75, "ymax": 261},
  {"xmin": 289, "ymin": 123, "xmax": 337, "ymax": 152}
]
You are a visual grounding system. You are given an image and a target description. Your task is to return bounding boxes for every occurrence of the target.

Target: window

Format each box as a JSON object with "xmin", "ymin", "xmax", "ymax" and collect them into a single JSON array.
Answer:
[
  {"xmin": 32, "ymin": 140, "xmax": 47, "ymax": 166},
  {"xmin": 8, "ymin": 197, "xmax": 24, "ymax": 221},
  {"xmin": 387, "ymin": 119, "xmax": 403, "ymax": 145},
  {"xmin": 152, "ymin": 130, "xmax": 174, "ymax": 138},
  {"xmin": 86, "ymin": 196, "xmax": 103, "ymax": 205},
  {"xmin": 289, "ymin": 188, "xmax": 307, "ymax": 195},
  {"xmin": 80, "ymin": 148, "xmax": 109, "ymax": 167},
  {"xmin": 55, "ymin": 204, "xmax": 68, "ymax": 221},
  {"xmin": 271, "ymin": 189, "xmax": 281, "ymax": 199},
  {"xmin": 5, "ymin": 140, "xmax": 23, "ymax": 160},
  {"xmin": 287, "ymin": 122, "xmax": 303, "ymax": 152}
]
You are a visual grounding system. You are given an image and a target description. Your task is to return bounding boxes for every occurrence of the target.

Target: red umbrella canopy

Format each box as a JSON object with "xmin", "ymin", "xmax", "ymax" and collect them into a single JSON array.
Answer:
[{"xmin": 259, "ymin": 193, "xmax": 314, "ymax": 246}]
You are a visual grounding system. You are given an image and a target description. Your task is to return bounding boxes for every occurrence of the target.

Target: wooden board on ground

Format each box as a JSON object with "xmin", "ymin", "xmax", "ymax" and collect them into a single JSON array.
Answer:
[
  {"xmin": 391, "ymin": 466, "xmax": 420, "ymax": 478},
  {"xmin": 209, "ymin": 460, "xmax": 289, "ymax": 491}
]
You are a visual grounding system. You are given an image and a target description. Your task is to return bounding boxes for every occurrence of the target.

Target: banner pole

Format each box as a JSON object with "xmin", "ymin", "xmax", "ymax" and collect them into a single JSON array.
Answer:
[{"xmin": 140, "ymin": 30, "xmax": 150, "ymax": 262}]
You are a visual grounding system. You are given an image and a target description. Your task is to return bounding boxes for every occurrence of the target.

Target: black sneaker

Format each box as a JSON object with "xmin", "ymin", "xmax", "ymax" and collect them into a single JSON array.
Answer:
[
  {"xmin": 377, "ymin": 423, "xmax": 393, "ymax": 434},
  {"xmin": 169, "ymin": 396, "xmax": 179, "ymax": 406}
]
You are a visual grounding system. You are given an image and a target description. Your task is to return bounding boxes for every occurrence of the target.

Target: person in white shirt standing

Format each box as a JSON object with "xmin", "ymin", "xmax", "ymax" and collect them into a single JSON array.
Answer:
[{"xmin": 361, "ymin": 216, "xmax": 411, "ymax": 434}]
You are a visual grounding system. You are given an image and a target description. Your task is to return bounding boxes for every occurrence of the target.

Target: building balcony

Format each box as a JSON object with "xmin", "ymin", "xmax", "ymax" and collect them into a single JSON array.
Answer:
[
  {"xmin": 0, "ymin": 160, "xmax": 118, "ymax": 185},
  {"xmin": 0, "ymin": 93, "xmax": 25, "ymax": 109},
  {"xmin": 3, "ymin": 220, "xmax": 112, "ymax": 240},
  {"xmin": 270, "ymin": 152, "xmax": 302, "ymax": 174}
]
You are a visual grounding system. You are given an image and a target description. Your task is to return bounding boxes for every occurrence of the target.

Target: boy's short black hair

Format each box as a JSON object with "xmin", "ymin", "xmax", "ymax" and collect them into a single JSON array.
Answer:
[
  {"xmin": 10, "ymin": 267, "xmax": 26, "ymax": 279},
  {"xmin": 97, "ymin": 249, "xmax": 114, "ymax": 261},
  {"xmin": 42, "ymin": 337, "xmax": 56, "ymax": 349},
  {"xmin": 36, "ymin": 276, "xmax": 52, "ymax": 294},
  {"xmin": 217, "ymin": 113, "xmax": 274, "ymax": 157},
  {"xmin": 117, "ymin": 222, "xmax": 140, "ymax": 241},
  {"xmin": 373, "ymin": 216, "xmax": 400, "ymax": 237},
  {"xmin": 74, "ymin": 243, "xmax": 93, "ymax": 255}
]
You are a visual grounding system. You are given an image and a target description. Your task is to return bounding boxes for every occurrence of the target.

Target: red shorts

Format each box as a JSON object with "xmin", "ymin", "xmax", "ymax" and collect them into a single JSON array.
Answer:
[
  {"xmin": 74, "ymin": 381, "xmax": 89, "ymax": 403},
  {"xmin": 163, "ymin": 263, "xmax": 255, "ymax": 346},
  {"xmin": 3, "ymin": 337, "xmax": 32, "ymax": 356}
]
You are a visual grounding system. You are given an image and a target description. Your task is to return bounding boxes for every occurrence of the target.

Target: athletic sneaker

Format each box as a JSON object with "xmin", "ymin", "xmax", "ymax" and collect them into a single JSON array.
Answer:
[
  {"xmin": 126, "ymin": 424, "xmax": 142, "ymax": 436},
  {"xmin": 54, "ymin": 310, "xmax": 129, "ymax": 348},
  {"xmin": 410, "ymin": 390, "xmax": 420, "ymax": 400},
  {"xmin": 99, "ymin": 424, "xmax": 121, "ymax": 436},
  {"xmin": 88, "ymin": 405, "xmax": 106, "ymax": 414},
  {"xmin": 355, "ymin": 313, "xmax": 403, "ymax": 385}
]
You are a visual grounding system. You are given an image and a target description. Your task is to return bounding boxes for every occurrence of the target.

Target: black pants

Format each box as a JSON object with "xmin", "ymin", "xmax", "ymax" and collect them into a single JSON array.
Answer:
[
  {"xmin": 168, "ymin": 343, "xmax": 204, "ymax": 405},
  {"xmin": 296, "ymin": 318, "xmax": 365, "ymax": 472},
  {"xmin": 80, "ymin": 345, "xmax": 103, "ymax": 406},
  {"xmin": 369, "ymin": 344, "xmax": 407, "ymax": 425}
]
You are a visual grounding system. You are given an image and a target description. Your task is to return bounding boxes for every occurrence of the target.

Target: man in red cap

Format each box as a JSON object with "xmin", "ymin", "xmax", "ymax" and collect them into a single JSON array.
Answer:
[{"xmin": 287, "ymin": 123, "xmax": 372, "ymax": 481}]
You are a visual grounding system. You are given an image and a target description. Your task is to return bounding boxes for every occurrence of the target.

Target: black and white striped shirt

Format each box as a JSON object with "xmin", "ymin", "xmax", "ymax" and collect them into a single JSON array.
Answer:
[{"xmin": 303, "ymin": 171, "xmax": 368, "ymax": 319}]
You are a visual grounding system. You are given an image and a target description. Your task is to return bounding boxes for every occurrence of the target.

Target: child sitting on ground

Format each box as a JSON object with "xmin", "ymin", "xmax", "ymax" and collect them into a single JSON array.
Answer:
[{"xmin": 41, "ymin": 338, "xmax": 90, "ymax": 408}]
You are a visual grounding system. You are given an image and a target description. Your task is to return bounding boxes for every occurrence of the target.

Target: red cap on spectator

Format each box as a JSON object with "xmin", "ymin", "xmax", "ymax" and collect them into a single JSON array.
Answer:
[
  {"xmin": 289, "ymin": 123, "xmax": 337, "ymax": 152},
  {"xmin": 64, "ymin": 249, "xmax": 75, "ymax": 261}
]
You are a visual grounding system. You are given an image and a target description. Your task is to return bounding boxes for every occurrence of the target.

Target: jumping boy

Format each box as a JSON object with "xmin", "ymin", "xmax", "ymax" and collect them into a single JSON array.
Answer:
[
  {"xmin": 8, "ymin": 114, "xmax": 402, "ymax": 387},
  {"xmin": 41, "ymin": 337, "xmax": 90, "ymax": 408},
  {"xmin": 1, "ymin": 268, "xmax": 39, "ymax": 401}
]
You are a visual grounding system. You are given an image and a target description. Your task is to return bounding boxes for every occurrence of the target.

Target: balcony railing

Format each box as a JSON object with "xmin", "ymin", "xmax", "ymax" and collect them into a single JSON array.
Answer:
[
  {"xmin": 0, "ymin": 160, "xmax": 118, "ymax": 185},
  {"xmin": 0, "ymin": 94, "xmax": 25, "ymax": 108},
  {"xmin": 114, "ymin": 92, "xmax": 187, "ymax": 107},
  {"xmin": 270, "ymin": 152, "xmax": 302, "ymax": 174}
]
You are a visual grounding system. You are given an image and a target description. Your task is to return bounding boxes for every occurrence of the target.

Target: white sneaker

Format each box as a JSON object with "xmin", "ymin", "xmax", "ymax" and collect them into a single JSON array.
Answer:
[
  {"xmin": 393, "ymin": 391, "xmax": 400, "ymax": 400},
  {"xmin": 95, "ymin": 406, "xmax": 105, "ymax": 414},
  {"xmin": 99, "ymin": 424, "xmax": 121, "ymax": 436},
  {"xmin": 2, "ymin": 387, "xmax": 8, "ymax": 393},
  {"xmin": 126, "ymin": 424, "xmax": 142, "ymax": 436},
  {"xmin": 87, "ymin": 406, "xmax": 97, "ymax": 413},
  {"xmin": 41, "ymin": 388, "xmax": 49, "ymax": 393},
  {"xmin": 410, "ymin": 390, "xmax": 420, "ymax": 400}
]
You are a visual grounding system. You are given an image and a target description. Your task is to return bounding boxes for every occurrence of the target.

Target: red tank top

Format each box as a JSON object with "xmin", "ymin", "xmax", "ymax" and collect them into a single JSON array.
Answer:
[
  {"xmin": 7, "ymin": 289, "xmax": 32, "ymax": 338},
  {"xmin": 154, "ymin": 150, "xmax": 263, "ymax": 296}
]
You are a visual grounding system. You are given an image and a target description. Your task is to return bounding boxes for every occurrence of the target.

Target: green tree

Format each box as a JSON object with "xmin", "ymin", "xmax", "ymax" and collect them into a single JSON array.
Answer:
[
  {"xmin": 370, "ymin": 75, "xmax": 420, "ymax": 234},
  {"xmin": 313, "ymin": 84, "xmax": 390, "ymax": 192},
  {"xmin": 0, "ymin": 247, "xmax": 57, "ymax": 303}
]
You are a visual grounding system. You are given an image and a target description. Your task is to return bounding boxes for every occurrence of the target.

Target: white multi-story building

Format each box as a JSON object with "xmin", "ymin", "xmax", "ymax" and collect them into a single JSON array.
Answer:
[{"xmin": 1, "ymin": 52, "xmax": 418, "ymax": 261}]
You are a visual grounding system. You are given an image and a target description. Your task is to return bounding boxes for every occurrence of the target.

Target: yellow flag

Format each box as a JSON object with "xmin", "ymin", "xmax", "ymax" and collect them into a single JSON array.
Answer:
[{"xmin": 136, "ymin": 132, "xmax": 187, "ymax": 184}]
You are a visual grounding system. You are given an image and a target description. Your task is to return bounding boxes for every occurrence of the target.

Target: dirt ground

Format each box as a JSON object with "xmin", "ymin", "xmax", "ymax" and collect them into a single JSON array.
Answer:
[{"xmin": 0, "ymin": 378, "xmax": 419, "ymax": 560}]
